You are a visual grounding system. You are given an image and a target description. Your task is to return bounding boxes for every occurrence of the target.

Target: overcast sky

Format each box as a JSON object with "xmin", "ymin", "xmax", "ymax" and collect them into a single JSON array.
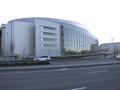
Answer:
[{"xmin": 0, "ymin": 0, "xmax": 120, "ymax": 44}]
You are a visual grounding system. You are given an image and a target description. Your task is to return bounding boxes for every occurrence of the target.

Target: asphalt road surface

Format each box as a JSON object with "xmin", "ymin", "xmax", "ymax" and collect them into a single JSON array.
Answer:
[{"xmin": 0, "ymin": 64, "xmax": 120, "ymax": 90}]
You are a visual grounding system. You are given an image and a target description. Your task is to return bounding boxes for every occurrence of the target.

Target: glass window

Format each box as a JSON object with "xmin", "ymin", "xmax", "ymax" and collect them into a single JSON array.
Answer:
[
  {"xmin": 43, "ymin": 32, "xmax": 56, "ymax": 35},
  {"xmin": 44, "ymin": 44, "xmax": 56, "ymax": 47},
  {"xmin": 43, "ymin": 26, "xmax": 56, "ymax": 30},
  {"xmin": 63, "ymin": 25, "xmax": 98, "ymax": 55},
  {"xmin": 43, "ymin": 38, "xmax": 56, "ymax": 41}
]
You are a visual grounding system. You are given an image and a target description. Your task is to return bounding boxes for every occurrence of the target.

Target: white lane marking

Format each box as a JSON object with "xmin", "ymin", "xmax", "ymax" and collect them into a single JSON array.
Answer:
[
  {"xmin": 82, "ymin": 70, "xmax": 108, "ymax": 74},
  {"xmin": 70, "ymin": 87, "xmax": 88, "ymax": 90},
  {"xmin": 60, "ymin": 68, "xmax": 68, "ymax": 71}
]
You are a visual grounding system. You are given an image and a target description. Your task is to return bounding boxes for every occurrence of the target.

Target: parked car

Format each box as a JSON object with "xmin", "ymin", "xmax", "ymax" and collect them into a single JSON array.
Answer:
[
  {"xmin": 115, "ymin": 55, "xmax": 120, "ymax": 60},
  {"xmin": 34, "ymin": 56, "xmax": 50, "ymax": 64}
]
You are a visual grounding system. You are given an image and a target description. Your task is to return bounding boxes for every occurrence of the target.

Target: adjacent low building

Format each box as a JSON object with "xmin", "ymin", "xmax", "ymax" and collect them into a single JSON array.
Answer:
[
  {"xmin": 100, "ymin": 42, "xmax": 120, "ymax": 55},
  {"xmin": 0, "ymin": 18, "xmax": 98, "ymax": 58}
]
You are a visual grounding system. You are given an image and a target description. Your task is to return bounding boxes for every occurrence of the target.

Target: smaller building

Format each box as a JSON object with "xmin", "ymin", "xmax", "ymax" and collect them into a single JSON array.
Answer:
[
  {"xmin": 0, "ymin": 24, "xmax": 6, "ymax": 55},
  {"xmin": 100, "ymin": 42, "xmax": 120, "ymax": 56}
]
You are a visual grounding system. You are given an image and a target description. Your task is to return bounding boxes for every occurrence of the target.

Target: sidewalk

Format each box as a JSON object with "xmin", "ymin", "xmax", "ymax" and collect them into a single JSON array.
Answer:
[{"xmin": 0, "ymin": 58, "xmax": 120, "ymax": 71}]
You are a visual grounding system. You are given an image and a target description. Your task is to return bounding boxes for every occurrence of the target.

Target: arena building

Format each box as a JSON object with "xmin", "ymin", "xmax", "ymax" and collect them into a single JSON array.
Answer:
[{"xmin": 0, "ymin": 18, "xmax": 98, "ymax": 58}]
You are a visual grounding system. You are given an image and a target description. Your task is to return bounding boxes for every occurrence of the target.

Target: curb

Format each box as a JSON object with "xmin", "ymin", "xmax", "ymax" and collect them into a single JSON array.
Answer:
[{"xmin": 0, "ymin": 62, "xmax": 120, "ymax": 71}]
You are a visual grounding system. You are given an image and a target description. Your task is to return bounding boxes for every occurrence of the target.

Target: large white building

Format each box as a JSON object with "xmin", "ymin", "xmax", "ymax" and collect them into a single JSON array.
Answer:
[{"xmin": 0, "ymin": 18, "xmax": 98, "ymax": 58}]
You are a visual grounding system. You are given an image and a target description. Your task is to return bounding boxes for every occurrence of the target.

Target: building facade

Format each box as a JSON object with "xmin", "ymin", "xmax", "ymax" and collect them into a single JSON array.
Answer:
[
  {"xmin": 0, "ymin": 18, "xmax": 98, "ymax": 58},
  {"xmin": 100, "ymin": 42, "xmax": 120, "ymax": 55}
]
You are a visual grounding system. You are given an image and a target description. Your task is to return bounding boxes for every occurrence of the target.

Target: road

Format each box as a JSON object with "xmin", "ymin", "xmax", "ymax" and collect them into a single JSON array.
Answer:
[
  {"xmin": 0, "ymin": 64, "xmax": 120, "ymax": 90},
  {"xmin": 1, "ymin": 58, "xmax": 119, "ymax": 71}
]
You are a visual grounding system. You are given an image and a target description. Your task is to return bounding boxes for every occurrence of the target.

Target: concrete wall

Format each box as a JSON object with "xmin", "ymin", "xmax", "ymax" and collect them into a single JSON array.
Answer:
[
  {"xmin": 13, "ymin": 21, "xmax": 35, "ymax": 57},
  {"xmin": 35, "ymin": 19, "xmax": 61, "ymax": 57},
  {"xmin": 3, "ymin": 21, "xmax": 35, "ymax": 57}
]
